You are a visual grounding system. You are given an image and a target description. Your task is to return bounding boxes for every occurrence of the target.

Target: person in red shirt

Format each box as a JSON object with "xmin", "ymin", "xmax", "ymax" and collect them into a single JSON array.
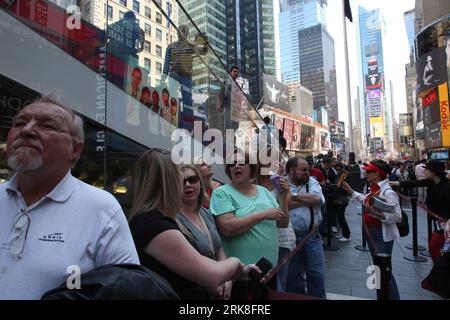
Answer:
[
  {"xmin": 306, "ymin": 156, "xmax": 325, "ymax": 187},
  {"xmin": 342, "ymin": 160, "xmax": 402, "ymax": 300}
]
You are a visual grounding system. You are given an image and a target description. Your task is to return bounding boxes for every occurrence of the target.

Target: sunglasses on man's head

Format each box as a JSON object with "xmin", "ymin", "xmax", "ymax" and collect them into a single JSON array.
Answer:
[{"xmin": 183, "ymin": 175, "xmax": 200, "ymax": 186}]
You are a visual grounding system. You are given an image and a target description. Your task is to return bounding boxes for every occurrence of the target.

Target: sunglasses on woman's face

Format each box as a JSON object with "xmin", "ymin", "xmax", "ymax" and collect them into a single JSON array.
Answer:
[{"xmin": 183, "ymin": 175, "xmax": 199, "ymax": 186}]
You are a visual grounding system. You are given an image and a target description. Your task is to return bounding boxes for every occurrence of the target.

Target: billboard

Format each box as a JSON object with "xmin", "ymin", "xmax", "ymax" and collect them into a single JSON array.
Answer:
[
  {"xmin": 283, "ymin": 118, "xmax": 294, "ymax": 150},
  {"xmin": 263, "ymin": 74, "xmax": 290, "ymax": 112},
  {"xmin": 425, "ymin": 121, "xmax": 442, "ymax": 149},
  {"xmin": 416, "ymin": 47, "xmax": 448, "ymax": 94},
  {"xmin": 368, "ymin": 89, "xmax": 381, "ymax": 100},
  {"xmin": 291, "ymin": 121, "xmax": 301, "ymax": 151},
  {"xmin": 370, "ymin": 122, "xmax": 384, "ymax": 138},
  {"xmin": 439, "ymin": 83, "xmax": 450, "ymax": 147}
]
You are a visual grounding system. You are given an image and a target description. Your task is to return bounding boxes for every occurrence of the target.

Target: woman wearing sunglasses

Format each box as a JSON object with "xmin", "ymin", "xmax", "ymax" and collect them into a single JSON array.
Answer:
[
  {"xmin": 341, "ymin": 160, "xmax": 402, "ymax": 300},
  {"xmin": 129, "ymin": 149, "xmax": 258, "ymax": 300},
  {"xmin": 176, "ymin": 165, "xmax": 232, "ymax": 299}
]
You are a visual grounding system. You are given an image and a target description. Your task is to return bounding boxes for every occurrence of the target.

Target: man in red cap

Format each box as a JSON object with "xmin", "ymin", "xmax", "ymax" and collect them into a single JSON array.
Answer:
[
  {"xmin": 392, "ymin": 160, "xmax": 450, "ymax": 262},
  {"xmin": 342, "ymin": 160, "xmax": 402, "ymax": 300}
]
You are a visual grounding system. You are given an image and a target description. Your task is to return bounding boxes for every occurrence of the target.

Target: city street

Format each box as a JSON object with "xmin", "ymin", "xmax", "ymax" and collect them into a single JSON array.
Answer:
[{"xmin": 324, "ymin": 200, "xmax": 442, "ymax": 300}]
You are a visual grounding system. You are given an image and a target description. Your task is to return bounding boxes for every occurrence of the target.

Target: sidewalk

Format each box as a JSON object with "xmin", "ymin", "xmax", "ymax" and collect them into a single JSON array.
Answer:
[{"xmin": 323, "ymin": 200, "xmax": 442, "ymax": 300}]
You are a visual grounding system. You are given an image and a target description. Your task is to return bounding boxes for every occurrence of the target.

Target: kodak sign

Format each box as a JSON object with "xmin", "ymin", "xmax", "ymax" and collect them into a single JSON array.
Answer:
[{"xmin": 439, "ymin": 83, "xmax": 450, "ymax": 147}]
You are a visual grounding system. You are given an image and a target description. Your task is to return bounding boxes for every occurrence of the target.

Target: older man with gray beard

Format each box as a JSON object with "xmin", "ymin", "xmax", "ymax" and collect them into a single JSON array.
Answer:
[{"xmin": 0, "ymin": 97, "xmax": 139, "ymax": 299}]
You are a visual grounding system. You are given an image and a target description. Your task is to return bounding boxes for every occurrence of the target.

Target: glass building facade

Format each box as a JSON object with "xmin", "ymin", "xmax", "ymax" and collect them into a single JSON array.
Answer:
[
  {"xmin": 298, "ymin": 24, "xmax": 338, "ymax": 123},
  {"xmin": 0, "ymin": 0, "xmax": 269, "ymax": 214},
  {"xmin": 357, "ymin": 7, "xmax": 393, "ymax": 156},
  {"xmin": 279, "ymin": 0, "xmax": 327, "ymax": 98},
  {"xmin": 226, "ymin": 0, "xmax": 276, "ymax": 104}
]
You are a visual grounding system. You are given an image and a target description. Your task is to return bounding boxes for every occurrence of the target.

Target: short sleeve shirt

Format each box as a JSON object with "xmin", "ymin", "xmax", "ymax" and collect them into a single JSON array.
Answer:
[{"xmin": 209, "ymin": 184, "xmax": 279, "ymax": 266}]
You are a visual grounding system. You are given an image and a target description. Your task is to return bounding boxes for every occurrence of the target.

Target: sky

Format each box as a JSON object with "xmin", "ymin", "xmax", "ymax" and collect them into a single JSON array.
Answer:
[
  {"xmin": 327, "ymin": 0, "xmax": 415, "ymax": 132},
  {"xmin": 275, "ymin": 0, "xmax": 416, "ymax": 136}
]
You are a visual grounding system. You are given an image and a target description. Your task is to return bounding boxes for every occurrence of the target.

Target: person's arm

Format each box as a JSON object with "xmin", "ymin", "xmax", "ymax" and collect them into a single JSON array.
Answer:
[
  {"xmin": 276, "ymin": 177, "xmax": 290, "ymax": 228},
  {"xmin": 368, "ymin": 190, "xmax": 402, "ymax": 224},
  {"xmin": 399, "ymin": 178, "xmax": 433, "ymax": 188},
  {"xmin": 445, "ymin": 219, "xmax": 450, "ymax": 240},
  {"xmin": 214, "ymin": 209, "xmax": 284, "ymax": 238},
  {"xmin": 288, "ymin": 180, "xmax": 323, "ymax": 209},
  {"xmin": 215, "ymin": 248, "xmax": 233, "ymax": 300},
  {"xmin": 288, "ymin": 193, "xmax": 321, "ymax": 209},
  {"xmin": 144, "ymin": 229, "xmax": 241, "ymax": 292},
  {"xmin": 95, "ymin": 207, "xmax": 140, "ymax": 267},
  {"xmin": 341, "ymin": 181, "xmax": 365, "ymax": 205}
]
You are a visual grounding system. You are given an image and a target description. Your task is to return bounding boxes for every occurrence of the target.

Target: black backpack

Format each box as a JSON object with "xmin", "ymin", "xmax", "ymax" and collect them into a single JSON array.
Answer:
[{"xmin": 41, "ymin": 264, "xmax": 179, "ymax": 300}]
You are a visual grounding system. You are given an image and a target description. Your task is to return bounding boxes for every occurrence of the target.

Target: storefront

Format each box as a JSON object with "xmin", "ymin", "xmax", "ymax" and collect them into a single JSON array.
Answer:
[{"xmin": 415, "ymin": 15, "xmax": 450, "ymax": 169}]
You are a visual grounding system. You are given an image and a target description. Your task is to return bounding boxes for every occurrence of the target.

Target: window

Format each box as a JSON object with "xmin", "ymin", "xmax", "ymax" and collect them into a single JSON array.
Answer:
[
  {"xmin": 156, "ymin": 12, "xmax": 162, "ymax": 24},
  {"xmin": 144, "ymin": 58, "xmax": 151, "ymax": 72},
  {"xmin": 156, "ymin": 62, "xmax": 162, "ymax": 75},
  {"xmin": 119, "ymin": 11, "xmax": 125, "ymax": 19},
  {"xmin": 107, "ymin": 5, "xmax": 113, "ymax": 19},
  {"xmin": 156, "ymin": 28, "xmax": 162, "ymax": 41},
  {"xmin": 133, "ymin": 0, "xmax": 139, "ymax": 13},
  {"xmin": 145, "ymin": 6, "xmax": 151, "ymax": 19},
  {"xmin": 144, "ymin": 41, "xmax": 151, "ymax": 53},
  {"xmin": 119, "ymin": 0, "xmax": 127, "ymax": 6},
  {"xmin": 144, "ymin": 23, "xmax": 151, "ymax": 35},
  {"xmin": 84, "ymin": 2, "xmax": 90, "ymax": 16},
  {"xmin": 156, "ymin": 45, "xmax": 162, "ymax": 57}
]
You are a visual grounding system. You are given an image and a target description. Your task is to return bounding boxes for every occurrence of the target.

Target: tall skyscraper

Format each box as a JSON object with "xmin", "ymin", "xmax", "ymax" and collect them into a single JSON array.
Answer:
[
  {"xmin": 279, "ymin": 0, "xmax": 327, "ymax": 98},
  {"xmin": 357, "ymin": 7, "xmax": 393, "ymax": 155},
  {"xmin": 403, "ymin": 9, "xmax": 416, "ymax": 54},
  {"xmin": 226, "ymin": 0, "xmax": 276, "ymax": 104},
  {"xmin": 298, "ymin": 24, "xmax": 338, "ymax": 123},
  {"xmin": 179, "ymin": 0, "xmax": 227, "ymax": 92}
]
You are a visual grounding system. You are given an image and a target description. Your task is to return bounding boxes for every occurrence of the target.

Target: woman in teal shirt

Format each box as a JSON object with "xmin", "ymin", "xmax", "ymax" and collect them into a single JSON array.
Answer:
[{"xmin": 210, "ymin": 153, "xmax": 289, "ymax": 267}]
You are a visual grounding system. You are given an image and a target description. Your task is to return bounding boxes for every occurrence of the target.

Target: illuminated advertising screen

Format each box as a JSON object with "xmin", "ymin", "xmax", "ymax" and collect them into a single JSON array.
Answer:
[
  {"xmin": 283, "ymin": 118, "xmax": 294, "ymax": 150},
  {"xmin": 368, "ymin": 89, "xmax": 381, "ymax": 100}
]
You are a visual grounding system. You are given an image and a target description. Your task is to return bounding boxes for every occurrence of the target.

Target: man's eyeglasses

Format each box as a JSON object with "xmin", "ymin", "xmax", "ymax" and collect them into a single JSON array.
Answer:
[
  {"xmin": 10, "ymin": 212, "xmax": 30, "ymax": 259},
  {"xmin": 183, "ymin": 175, "xmax": 200, "ymax": 186},
  {"xmin": 298, "ymin": 168, "xmax": 310, "ymax": 172}
]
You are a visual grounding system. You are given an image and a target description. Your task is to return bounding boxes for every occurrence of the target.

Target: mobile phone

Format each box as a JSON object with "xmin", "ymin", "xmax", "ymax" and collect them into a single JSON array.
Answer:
[
  {"xmin": 249, "ymin": 257, "xmax": 273, "ymax": 282},
  {"xmin": 270, "ymin": 174, "xmax": 283, "ymax": 193}
]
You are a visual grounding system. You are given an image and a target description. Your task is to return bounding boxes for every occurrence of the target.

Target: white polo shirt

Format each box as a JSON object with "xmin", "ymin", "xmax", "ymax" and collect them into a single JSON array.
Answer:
[{"xmin": 0, "ymin": 171, "xmax": 139, "ymax": 299}]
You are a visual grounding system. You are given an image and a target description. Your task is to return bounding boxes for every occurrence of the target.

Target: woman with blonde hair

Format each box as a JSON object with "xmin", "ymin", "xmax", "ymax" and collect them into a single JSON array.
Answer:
[
  {"xmin": 129, "ymin": 149, "xmax": 258, "ymax": 300},
  {"xmin": 193, "ymin": 157, "xmax": 221, "ymax": 209},
  {"xmin": 177, "ymin": 164, "xmax": 231, "ymax": 299}
]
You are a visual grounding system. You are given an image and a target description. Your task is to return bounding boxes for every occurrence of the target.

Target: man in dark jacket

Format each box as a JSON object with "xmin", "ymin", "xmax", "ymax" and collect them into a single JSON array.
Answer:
[{"xmin": 393, "ymin": 160, "xmax": 450, "ymax": 262}]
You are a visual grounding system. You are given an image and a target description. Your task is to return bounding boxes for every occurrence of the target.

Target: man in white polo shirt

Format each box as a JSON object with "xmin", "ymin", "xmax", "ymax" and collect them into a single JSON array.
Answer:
[{"xmin": 0, "ymin": 97, "xmax": 139, "ymax": 299}]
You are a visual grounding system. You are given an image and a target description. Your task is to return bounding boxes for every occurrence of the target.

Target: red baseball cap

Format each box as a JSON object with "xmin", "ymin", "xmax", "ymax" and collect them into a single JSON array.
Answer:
[{"xmin": 362, "ymin": 161, "xmax": 390, "ymax": 177}]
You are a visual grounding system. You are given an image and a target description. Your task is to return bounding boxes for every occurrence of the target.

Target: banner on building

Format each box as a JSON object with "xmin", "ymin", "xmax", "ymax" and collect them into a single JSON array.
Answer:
[
  {"xmin": 368, "ymin": 89, "xmax": 381, "ymax": 100},
  {"xmin": 370, "ymin": 117, "xmax": 382, "ymax": 124},
  {"xmin": 439, "ymin": 82, "xmax": 450, "ymax": 147},
  {"xmin": 230, "ymin": 81, "xmax": 249, "ymax": 122},
  {"xmin": 416, "ymin": 47, "xmax": 448, "ymax": 95},
  {"xmin": 425, "ymin": 121, "xmax": 442, "ymax": 149},
  {"xmin": 263, "ymin": 74, "xmax": 290, "ymax": 112},
  {"xmin": 370, "ymin": 122, "xmax": 384, "ymax": 138},
  {"xmin": 291, "ymin": 121, "xmax": 301, "ymax": 151},
  {"xmin": 283, "ymin": 118, "xmax": 294, "ymax": 150}
]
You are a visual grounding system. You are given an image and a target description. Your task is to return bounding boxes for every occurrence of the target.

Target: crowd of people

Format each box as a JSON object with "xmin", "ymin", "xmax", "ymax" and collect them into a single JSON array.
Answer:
[{"xmin": 1, "ymin": 97, "xmax": 449, "ymax": 300}]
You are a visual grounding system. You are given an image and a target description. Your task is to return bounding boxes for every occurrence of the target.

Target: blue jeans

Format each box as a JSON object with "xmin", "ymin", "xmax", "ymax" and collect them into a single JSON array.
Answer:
[
  {"xmin": 277, "ymin": 247, "xmax": 291, "ymax": 292},
  {"xmin": 367, "ymin": 225, "xmax": 401, "ymax": 300},
  {"xmin": 286, "ymin": 230, "xmax": 326, "ymax": 298}
]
